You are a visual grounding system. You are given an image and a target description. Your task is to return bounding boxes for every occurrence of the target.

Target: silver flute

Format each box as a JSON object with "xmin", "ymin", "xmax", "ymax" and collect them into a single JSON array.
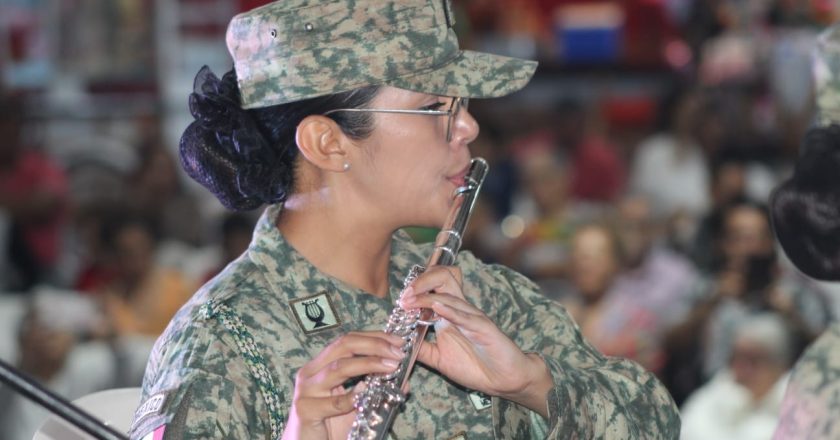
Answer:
[{"xmin": 348, "ymin": 158, "xmax": 489, "ymax": 440}]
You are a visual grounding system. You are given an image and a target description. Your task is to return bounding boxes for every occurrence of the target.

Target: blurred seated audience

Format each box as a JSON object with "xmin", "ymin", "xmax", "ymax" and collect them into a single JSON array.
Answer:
[
  {"xmin": 95, "ymin": 210, "xmax": 194, "ymax": 337},
  {"xmin": 554, "ymin": 98, "xmax": 626, "ymax": 202},
  {"xmin": 630, "ymin": 87, "xmax": 710, "ymax": 222},
  {"xmin": 663, "ymin": 199, "xmax": 826, "ymax": 405},
  {"xmin": 613, "ymin": 195, "xmax": 700, "ymax": 332},
  {"xmin": 690, "ymin": 153, "xmax": 748, "ymax": 271},
  {"xmin": 680, "ymin": 312, "xmax": 795, "ymax": 440},
  {"xmin": 0, "ymin": 292, "xmax": 116, "ymax": 440},
  {"xmin": 0, "ymin": 94, "xmax": 69, "ymax": 292},
  {"xmin": 72, "ymin": 203, "xmax": 120, "ymax": 294},
  {"xmin": 500, "ymin": 147, "xmax": 597, "ymax": 287},
  {"xmin": 560, "ymin": 223, "xmax": 663, "ymax": 373},
  {"xmin": 129, "ymin": 140, "xmax": 203, "ymax": 247}
]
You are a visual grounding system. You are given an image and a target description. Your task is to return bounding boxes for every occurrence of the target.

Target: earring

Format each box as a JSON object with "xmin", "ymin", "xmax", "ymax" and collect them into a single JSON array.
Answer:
[{"xmin": 343, "ymin": 162, "xmax": 351, "ymax": 171}]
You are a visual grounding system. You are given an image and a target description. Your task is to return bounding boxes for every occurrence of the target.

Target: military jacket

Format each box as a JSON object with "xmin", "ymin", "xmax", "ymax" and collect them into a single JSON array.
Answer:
[
  {"xmin": 130, "ymin": 205, "xmax": 679, "ymax": 439},
  {"xmin": 773, "ymin": 322, "xmax": 840, "ymax": 439}
]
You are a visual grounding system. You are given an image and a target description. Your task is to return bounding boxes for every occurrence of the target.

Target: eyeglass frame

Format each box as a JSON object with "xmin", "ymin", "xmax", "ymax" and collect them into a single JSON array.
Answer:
[{"xmin": 323, "ymin": 97, "xmax": 469, "ymax": 142}]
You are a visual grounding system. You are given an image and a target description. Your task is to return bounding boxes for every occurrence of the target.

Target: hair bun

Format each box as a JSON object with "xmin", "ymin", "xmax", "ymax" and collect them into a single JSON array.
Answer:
[
  {"xmin": 179, "ymin": 121, "xmax": 263, "ymax": 211},
  {"xmin": 792, "ymin": 124, "xmax": 840, "ymax": 190},
  {"xmin": 771, "ymin": 180, "xmax": 840, "ymax": 281},
  {"xmin": 180, "ymin": 67, "xmax": 290, "ymax": 210}
]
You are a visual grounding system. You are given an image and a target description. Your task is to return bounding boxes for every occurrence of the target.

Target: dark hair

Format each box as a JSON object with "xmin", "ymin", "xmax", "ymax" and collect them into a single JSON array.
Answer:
[
  {"xmin": 771, "ymin": 124, "xmax": 840, "ymax": 280},
  {"xmin": 180, "ymin": 67, "xmax": 380, "ymax": 211}
]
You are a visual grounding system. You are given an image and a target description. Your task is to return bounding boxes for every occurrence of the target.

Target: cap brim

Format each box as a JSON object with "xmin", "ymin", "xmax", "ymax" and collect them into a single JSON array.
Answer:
[{"xmin": 385, "ymin": 50, "xmax": 537, "ymax": 99}]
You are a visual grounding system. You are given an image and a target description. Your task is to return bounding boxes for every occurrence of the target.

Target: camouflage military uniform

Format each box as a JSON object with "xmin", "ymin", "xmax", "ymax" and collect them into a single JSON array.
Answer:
[
  {"xmin": 129, "ymin": 205, "xmax": 679, "ymax": 439},
  {"xmin": 773, "ymin": 323, "xmax": 840, "ymax": 439}
]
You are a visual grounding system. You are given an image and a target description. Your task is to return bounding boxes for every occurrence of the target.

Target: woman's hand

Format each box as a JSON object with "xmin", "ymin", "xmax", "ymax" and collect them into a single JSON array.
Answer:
[
  {"xmin": 282, "ymin": 331, "xmax": 404, "ymax": 440},
  {"xmin": 401, "ymin": 267, "xmax": 553, "ymax": 418}
]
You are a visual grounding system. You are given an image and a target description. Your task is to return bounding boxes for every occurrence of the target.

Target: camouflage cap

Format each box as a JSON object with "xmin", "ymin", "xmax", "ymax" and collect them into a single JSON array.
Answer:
[{"xmin": 226, "ymin": 0, "xmax": 538, "ymax": 109}]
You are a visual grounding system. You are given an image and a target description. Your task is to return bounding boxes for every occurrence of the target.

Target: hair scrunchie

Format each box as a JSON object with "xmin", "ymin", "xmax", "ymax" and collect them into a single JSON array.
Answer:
[{"xmin": 188, "ymin": 66, "xmax": 287, "ymax": 205}]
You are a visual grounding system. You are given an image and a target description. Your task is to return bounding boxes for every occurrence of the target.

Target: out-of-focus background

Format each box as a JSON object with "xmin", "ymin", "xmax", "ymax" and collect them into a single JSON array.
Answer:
[{"xmin": 1, "ymin": 0, "xmax": 838, "ymax": 439}]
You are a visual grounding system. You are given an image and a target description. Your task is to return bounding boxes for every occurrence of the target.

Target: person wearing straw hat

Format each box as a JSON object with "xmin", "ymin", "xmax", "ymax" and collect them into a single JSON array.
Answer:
[{"xmin": 128, "ymin": 1, "xmax": 679, "ymax": 439}]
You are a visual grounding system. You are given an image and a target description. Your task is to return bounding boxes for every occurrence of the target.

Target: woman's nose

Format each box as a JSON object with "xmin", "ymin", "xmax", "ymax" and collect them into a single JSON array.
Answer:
[{"xmin": 451, "ymin": 107, "xmax": 479, "ymax": 146}]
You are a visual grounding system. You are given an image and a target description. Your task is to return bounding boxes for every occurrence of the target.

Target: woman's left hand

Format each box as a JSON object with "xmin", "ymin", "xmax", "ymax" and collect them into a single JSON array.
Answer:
[{"xmin": 400, "ymin": 266, "xmax": 553, "ymax": 417}]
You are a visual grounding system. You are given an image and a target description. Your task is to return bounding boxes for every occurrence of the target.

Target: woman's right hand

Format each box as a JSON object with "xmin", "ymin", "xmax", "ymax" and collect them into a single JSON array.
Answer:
[{"xmin": 282, "ymin": 331, "xmax": 405, "ymax": 440}]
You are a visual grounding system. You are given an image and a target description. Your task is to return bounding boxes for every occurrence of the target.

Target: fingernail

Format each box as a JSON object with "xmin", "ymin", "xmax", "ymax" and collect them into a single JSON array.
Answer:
[
  {"xmin": 391, "ymin": 345, "xmax": 404, "ymax": 357},
  {"xmin": 400, "ymin": 295, "xmax": 415, "ymax": 309},
  {"xmin": 382, "ymin": 358, "xmax": 400, "ymax": 368}
]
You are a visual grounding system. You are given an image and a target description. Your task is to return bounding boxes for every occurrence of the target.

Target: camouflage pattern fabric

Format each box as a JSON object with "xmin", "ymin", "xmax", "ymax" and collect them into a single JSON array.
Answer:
[
  {"xmin": 814, "ymin": 23, "xmax": 840, "ymax": 126},
  {"xmin": 129, "ymin": 204, "xmax": 680, "ymax": 439},
  {"xmin": 226, "ymin": 0, "xmax": 537, "ymax": 109},
  {"xmin": 773, "ymin": 322, "xmax": 840, "ymax": 439}
]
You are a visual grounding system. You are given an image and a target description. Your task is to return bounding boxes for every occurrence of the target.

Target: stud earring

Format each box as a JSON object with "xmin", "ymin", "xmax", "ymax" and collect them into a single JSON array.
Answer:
[{"xmin": 343, "ymin": 162, "xmax": 351, "ymax": 171}]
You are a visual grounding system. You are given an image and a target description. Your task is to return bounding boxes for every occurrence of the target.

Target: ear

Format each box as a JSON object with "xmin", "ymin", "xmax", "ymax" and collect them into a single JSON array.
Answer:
[{"xmin": 295, "ymin": 115, "xmax": 349, "ymax": 172}]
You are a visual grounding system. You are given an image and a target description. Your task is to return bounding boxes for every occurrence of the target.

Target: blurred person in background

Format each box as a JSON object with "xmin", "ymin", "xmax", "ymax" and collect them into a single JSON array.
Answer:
[
  {"xmin": 690, "ymin": 152, "xmax": 748, "ymax": 271},
  {"xmin": 560, "ymin": 223, "xmax": 663, "ymax": 373},
  {"xmin": 629, "ymin": 89, "xmax": 709, "ymax": 250},
  {"xmin": 72, "ymin": 202, "xmax": 121, "ymax": 293},
  {"xmin": 680, "ymin": 312, "xmax": 794, "ymax": 440},
  {"xmin": 629, "ymin": 87, "xmax": 710, "ymax": 224},
  {"xmin": 0, "ymin": 296, "xmax": 116, "ymax": 440},
  {"xmin": 457, "ymin": 123, "xmax": 521, "ymax": 264},
  {"xmin": 129, "ymin": 140, "xmax": 203, "ymax": 247},
  {"xmin": 95, "ymin": 210, "xmax": 194, "ymax": 338},
  {"xmin": 663, "ymin": 198, "xmax": 824, "ymax": 405},
  {"xmin": 0, "ymin": 93, "xmax": 69, "ymax": 292},
  {"xmin": 613, "ymin": 195, "xmax": 700, "ymax": 336},
  {"xmin": 500, "ymin": 148, "xmax": 573, "ymax": 280},
  {"xmin": 554, "ymin": 98, "xmax": 626, "ymax": 203},
  {"xmin": 466, "ymin": 121, "xmax": 518, "ymax": 221}
]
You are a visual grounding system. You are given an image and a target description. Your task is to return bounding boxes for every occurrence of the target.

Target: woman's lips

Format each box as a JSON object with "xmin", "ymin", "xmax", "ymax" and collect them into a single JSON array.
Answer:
[{"xmin": 448, "ymin": 163, "xmax": 471, "ymax": 187}]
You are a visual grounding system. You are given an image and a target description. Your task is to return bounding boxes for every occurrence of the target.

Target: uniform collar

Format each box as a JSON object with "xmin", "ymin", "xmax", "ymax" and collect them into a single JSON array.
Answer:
[{"xmin": 246, "ymin": 204, "xmax": 427, "ymax": 304}]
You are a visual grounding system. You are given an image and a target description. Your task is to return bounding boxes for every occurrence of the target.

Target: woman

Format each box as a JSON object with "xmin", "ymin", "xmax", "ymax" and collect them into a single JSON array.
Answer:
[
  {"xmin": 770, "ymin": 124, "xmax": 840, "ymax": 439},
  {"xmin": 129, "ymin": 1, "xmax": 679, "ymax": 439}
]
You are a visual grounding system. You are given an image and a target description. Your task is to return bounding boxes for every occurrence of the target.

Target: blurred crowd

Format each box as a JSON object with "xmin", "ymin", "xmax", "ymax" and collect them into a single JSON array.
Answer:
[
  {"xmin": 2, "ymin": 0, "xmax": 840, "ymax": 439},
  {"xmin": 0, "ymin": 92, "xmax": 259, "ymax": 437}
]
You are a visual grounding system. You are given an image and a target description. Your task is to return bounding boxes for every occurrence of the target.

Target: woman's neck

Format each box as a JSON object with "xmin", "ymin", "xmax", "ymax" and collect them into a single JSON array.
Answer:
[{"xmin": 278, "ymin": 192, "xmax": 394, "ymax": 298}]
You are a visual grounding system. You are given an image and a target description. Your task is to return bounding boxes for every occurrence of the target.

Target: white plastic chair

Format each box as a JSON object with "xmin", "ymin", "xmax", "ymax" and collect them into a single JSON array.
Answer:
[{"xmin": 33, "ymin": 387, "xmax": 141, "ymax": 440}]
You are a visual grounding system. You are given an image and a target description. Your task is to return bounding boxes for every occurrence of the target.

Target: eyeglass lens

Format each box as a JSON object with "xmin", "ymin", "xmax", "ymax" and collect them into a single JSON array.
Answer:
[{"xmin": 446, "ymin": 97, "xmax": 469, "ymax": 142}]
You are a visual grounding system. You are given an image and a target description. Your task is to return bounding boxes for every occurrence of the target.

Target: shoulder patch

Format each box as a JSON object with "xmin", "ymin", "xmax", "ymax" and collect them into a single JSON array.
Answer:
[{"xmin": 132, "ymin": 391, "xmax": 169, "ymax": 427}]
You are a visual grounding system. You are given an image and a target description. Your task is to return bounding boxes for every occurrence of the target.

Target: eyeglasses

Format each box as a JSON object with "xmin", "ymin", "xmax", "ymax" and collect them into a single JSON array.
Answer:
[{"xmin": 324, "ymin": 97, "xmax": 469, "ymax": 142}]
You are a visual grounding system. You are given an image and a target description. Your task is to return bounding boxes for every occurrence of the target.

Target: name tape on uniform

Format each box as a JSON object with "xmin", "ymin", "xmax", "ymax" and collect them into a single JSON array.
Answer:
[{"xmin": 133, "ymin": 392, "xmax": 167, "ymax": 423}]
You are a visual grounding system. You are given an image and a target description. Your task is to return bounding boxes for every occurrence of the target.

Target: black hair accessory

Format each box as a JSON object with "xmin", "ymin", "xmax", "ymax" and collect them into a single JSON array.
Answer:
[{"xmin": 187, "ymin": 66, "xmax": 286, "ymax": 205}]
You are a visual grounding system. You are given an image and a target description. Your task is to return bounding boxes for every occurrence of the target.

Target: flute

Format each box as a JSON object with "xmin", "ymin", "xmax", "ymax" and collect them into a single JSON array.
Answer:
[{"xmin": 348, "ymin": 158, "xmax": 489, "ymax": 440}]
